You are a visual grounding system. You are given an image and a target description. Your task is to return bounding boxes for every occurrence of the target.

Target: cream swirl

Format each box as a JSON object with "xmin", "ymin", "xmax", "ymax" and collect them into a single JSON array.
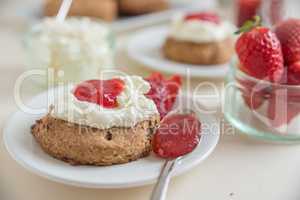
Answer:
[
  {"xmin": 168, "ymin": 14, "xmax": 235, "ymax": 43},
  {"xmin": 51, "ymin": 76, "xmax": 159, "ymax": 129}
]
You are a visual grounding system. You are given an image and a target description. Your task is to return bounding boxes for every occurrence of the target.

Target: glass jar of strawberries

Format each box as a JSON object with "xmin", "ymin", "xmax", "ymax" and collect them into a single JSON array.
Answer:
[{"xmin": 225, "ymin": 16, "xmax": 300, "ymax": 142}]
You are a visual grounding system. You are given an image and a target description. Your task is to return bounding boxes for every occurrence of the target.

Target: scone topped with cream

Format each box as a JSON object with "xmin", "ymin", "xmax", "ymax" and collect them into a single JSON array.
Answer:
[
  {"xmin": 31, "ymin": 73, "xmax": 181, "ymax": 166},
  {"xmin": 163, "ymin": 11, "xmax": 235, "ymax": 65},
  {"xmin": 31, "ymin": 75, "xmax": 160, "ymax": 166}
]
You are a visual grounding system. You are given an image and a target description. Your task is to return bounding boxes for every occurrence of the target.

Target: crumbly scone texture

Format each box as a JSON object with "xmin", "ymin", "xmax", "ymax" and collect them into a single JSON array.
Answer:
[
  {"xmin": 44, "ymin": 0, "xmax": 118, "ymax": 21},
  {"xmin": 31, "ymin": 114, "xmax": 160, "ymax": 166},
  {"xmin": 119, "ymin": 0, "xmax": 169, "ymax": 15},
  {"xmin": 163, "ymin": 37, "xmax": 234, "ymax": 65}
]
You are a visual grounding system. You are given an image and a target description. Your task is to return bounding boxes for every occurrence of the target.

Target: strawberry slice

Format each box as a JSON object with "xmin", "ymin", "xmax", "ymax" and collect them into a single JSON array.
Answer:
[
  {"xmin": 152, "ymin": 113, "xmax": 201, "ymax": 159},
  {"xmin": 145, "ymin": 73, "xmax": 182, "ymax": 119},
  {"xmin": 74, "ymin": 79, "xmax": 125, "ymax": 108}
]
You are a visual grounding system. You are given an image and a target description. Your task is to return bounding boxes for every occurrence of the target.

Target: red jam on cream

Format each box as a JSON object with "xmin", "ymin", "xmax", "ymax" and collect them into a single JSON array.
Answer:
[
  {"xmin": 184, "ymin": 12, "xmax": 221, "ymax": 24},
  {"xmin": 51, "ymin": 76, "xmax": 159, "ymax": 129},
  {"xmin": 169, "ymin": 12, "xmax": 235, "ymax": 43},
  {"xmin": 74, "ymin": 79, "xmax": 125, "ymax": 109}
]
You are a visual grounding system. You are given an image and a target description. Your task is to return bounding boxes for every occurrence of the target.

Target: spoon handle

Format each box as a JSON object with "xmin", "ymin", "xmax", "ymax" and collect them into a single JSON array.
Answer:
[
  {"xmin": 150, "ymin": 158, "xmax": 179, "ymax": 200},
  {"xmin": 56, "ymin": 0, "xmax": 73, "ymax": 22}
]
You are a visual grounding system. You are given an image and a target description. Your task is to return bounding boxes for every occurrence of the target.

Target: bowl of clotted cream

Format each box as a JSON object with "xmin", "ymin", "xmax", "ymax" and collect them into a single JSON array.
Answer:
[{"xmin": 24, "ymin": 17, "xmax": 115, "ymax": 87}]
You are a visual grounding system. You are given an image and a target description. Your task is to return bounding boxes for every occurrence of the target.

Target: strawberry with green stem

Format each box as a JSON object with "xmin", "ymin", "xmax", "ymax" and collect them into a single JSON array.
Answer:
[
  {"xmin": 235, "ymin": 16, "xmax": 284, "ymax": 82},
  {"xmin": 235, "ymin": 16, "xmax": 284, "ymax": 111}
]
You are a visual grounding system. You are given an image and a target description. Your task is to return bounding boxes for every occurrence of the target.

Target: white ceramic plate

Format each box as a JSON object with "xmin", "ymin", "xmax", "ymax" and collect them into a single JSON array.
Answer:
[
  {"xmin": 127, "ymin": 25, "xmax": 230, "ymax": 78},
  {"xmin": 3, "ymin": 87, "xmax": 219, "ymax": 188},
  {"xmin": 17, "ymin": 1, "xmax": 217, "ymax": 32}
]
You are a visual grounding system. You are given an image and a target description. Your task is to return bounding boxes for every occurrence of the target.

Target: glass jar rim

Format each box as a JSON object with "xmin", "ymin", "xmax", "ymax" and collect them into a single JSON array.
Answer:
[
  {"xmin": 230, "ymin": 57, "xmax": 300, "ymax": 89},
  {"xmin": 25, "ymin": 16, "xmax": 112, "ymax": 36}
]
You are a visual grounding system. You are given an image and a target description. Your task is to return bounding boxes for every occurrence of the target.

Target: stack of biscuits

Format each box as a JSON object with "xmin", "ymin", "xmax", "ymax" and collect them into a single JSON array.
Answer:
[{"xmin": 44, "ymin": 0, "xmax": 169, "ymax": 21}]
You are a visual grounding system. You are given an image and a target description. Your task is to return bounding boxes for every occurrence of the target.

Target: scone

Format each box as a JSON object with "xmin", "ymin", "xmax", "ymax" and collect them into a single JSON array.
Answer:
[
  {"xmin": 31, "ymin": 76, "xmax": 160, "ymax": 166},
  {"xmin": 119, "ymin": 0, "xmax": 169, "ymax": 15},
  {"xmin": 163, "ymin": 12, "xmax": 235, "ymax": 65},
  {"xmin": 31, "ymin": 113, "xmax": 159, "ymax": 166},
  {"xmin": 163, "ymin": 37, "xmax": 233, "ymax": 65},
  {"xmin": 44, "ymin": 0, "xmax": 118, "ymax": 21}
]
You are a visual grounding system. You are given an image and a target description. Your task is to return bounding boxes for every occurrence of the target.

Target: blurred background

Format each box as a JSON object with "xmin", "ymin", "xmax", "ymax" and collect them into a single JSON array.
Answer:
[{"xmin": 2, "ymin": 1, "xmax": 300, "ymax": 200}]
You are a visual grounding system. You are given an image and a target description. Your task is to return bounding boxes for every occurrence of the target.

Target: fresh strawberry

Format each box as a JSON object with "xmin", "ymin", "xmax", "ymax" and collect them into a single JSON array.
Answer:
[
  {"xmin": 267, "ymin": 88, "xmax": 300, "ymax": 127},
  {"xmin": 238, "ymin": 78, "xmax": 267, "ymax": 110},
  {"xmin": 287, "ymin": 74, "xmax": 300, "ymax": 85},
  {"xmin": 270, "ymin": 0, "xmax": 284, "ymax": 24},
  {"xmin": 265, "ymin": 68, "xmax": 300, "ymax": 127},
  {"xmin": 275, "ymin": 19, "xmax": 300, "ymax": 85},
  {"xmin": 145, "ymin": 73, "xmax": 181, "ymax": 119},
  {"xmin": 235, "ymin": 16, "xmax": 284, "ymax": 82},
  {"xmin": 184, "ymin": 12, "xmax": 220, "ymax": 24},
  {"xmin": 275, "ymin": 19, "xmax": 300, "ymax": 67},
  {"xmin": 278, "ymin": 63, "xmax": 300, "ymax": 85},
  {"xmin": 237, "ymin": 0, "xmax": 261, "ymax": 27}
]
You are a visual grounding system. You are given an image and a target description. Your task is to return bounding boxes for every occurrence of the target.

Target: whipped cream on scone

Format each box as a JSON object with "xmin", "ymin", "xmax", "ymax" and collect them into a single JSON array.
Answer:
[
  {"xmin": 51, "ymin": 76, "xmax": 159, "ymax": 129},
  {"xmin": 168, "ymin": 13, "xmax": 235, "ymax": 43}
]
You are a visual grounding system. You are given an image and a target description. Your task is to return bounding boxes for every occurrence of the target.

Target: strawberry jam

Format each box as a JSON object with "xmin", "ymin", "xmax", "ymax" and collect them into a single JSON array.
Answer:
[
  {"xmin": 152, "ymin": 113, "xmax": 201, "ymax": 159},
  {"xmin": 145, "ymin": 73, "xmax": 181, "ymax": 119},
  {"xmin": 74, "ymin": 79, "xmax": 125, "ymax": 108},
  {"xmin": 184, "ymin": 12, "xmax": 220, "ymax": 24}
]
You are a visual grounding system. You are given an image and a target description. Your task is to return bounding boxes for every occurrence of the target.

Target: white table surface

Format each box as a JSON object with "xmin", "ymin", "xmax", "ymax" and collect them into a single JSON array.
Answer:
[{"xmin": 1, "ymin": 1, "xmax": 300, "ymax": 200}]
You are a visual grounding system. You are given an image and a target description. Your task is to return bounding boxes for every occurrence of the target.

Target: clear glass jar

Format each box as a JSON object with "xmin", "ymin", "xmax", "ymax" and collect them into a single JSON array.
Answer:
[
  {"xmin": 225, "ymin": 60, "xmax": 300, "ymax": 143},
  {"xmin": 23, "ymin": 17, "xmax": 115, "ymax": 87}
]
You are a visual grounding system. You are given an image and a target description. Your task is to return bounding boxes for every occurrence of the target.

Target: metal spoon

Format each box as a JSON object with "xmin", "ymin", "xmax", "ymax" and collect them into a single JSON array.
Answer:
[
  {"xmin": 150, "ymin": 108, "xmax": 198, "ymax": 200},
  {"xmin": 150, "ymin": 157, "xmax": 182, "ymax": 200}
]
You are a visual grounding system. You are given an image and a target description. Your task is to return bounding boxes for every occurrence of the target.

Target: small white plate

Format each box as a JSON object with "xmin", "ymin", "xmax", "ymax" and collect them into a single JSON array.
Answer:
[
  {"xmin": 3, "ymin": 87, "xmax": 219, "ymax": 188},
  {"xmin": 127, "ymin": 25, "xmax": 230, "ymax": 78}
]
